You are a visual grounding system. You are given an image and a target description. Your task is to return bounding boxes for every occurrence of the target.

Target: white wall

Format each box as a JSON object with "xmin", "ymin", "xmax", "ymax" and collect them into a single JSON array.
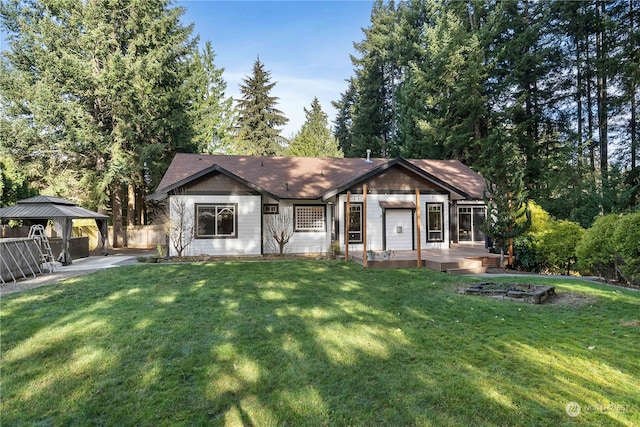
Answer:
[
  {"xmin": 262, "ymin": 200, "xmax": 332, "ymax": 255},
  {"xmin": 170, "ymin": 194, "xmax": 262, "ymax": 256}
]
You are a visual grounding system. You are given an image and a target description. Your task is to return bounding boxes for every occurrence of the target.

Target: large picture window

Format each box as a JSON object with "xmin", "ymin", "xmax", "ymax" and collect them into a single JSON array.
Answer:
[
  {"xmin": 345, "ymin": 202, "xmax": 363, "ymax": 243},
  {"xmin": 294, "ymin": 205, "xmax": 325, "ymax": 231},
  {"xmin": 427, "ymin": 203, "xmax": 444, "ymax": 242},
  {"xmin": 196, "ymin": 204, "xmax": 237, "ymax": 238}
]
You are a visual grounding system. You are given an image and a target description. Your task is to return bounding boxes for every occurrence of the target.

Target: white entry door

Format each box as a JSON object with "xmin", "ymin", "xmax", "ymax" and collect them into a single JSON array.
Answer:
[{"xmin": 385, "ymin": 210, "xmax": 414, "ymax": 250}]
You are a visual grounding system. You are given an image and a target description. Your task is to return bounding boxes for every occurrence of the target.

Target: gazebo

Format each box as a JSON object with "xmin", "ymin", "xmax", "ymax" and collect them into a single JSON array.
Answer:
[{"xmin": 0, "ymin": 196, "xmax": 109, "ymax": 265}]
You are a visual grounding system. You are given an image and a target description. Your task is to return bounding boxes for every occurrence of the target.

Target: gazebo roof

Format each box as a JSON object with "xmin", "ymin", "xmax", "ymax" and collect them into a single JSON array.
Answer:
[{"xmin": 0, "ymin": 196, "xmax": 108, "ymax": 220}]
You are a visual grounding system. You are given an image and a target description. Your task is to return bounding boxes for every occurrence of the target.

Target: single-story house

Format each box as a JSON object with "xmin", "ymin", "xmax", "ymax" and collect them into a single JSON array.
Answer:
[{"xmin": 147, "ymin": 154, "xmax": 488, "ymax": 257}]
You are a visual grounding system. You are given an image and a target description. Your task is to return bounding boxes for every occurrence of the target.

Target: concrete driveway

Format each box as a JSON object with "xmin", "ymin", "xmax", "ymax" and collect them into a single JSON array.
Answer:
[{"xmin": 56, "ymin": 252, "xmax": 147, "ymax": 271}]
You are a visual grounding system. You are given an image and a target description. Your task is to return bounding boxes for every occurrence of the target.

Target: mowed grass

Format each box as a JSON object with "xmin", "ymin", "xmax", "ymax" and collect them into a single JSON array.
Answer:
[{"xmin": 1, "ymin": 261, "xmax": 639, "ymax": 426}]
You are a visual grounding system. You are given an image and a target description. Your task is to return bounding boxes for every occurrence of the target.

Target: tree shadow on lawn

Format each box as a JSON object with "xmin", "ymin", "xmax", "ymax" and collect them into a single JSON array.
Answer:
[{"xmin": 1, "ymin": 261, "xmax": 639, "ymax": 426}]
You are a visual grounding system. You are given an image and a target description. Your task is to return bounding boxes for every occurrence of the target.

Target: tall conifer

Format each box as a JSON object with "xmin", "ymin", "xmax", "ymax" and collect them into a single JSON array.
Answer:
[
  {"xmin": 235, "ymin": 58, "xmax": 288, "ymax": 156},
  {"xmin": 288, "ymin": 98, "xmax": 343, "ymax": 158}
]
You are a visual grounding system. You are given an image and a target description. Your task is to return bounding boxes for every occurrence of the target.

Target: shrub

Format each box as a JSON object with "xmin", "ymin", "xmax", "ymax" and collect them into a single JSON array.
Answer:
[
  {"xmin": 527, "ymin": 201, "xmax": 552, "ymax": 235},
  {"xmin": 613, "ymin": 212, "xmax": 640, "ymax": 285},
  {"xmin": 512, "ymin": 201, "xmax": 553, "ymax": 272},
  {"xmin": 513, "ymin": 235, "xmax": 540, "ymax": 271},
  {"xmin": 575, "ymin": 214, "xmax": 619, "ymax": 279},
  {"xmin": 537, "ymin": 220, "xmax": 584, "ymax": 274}
]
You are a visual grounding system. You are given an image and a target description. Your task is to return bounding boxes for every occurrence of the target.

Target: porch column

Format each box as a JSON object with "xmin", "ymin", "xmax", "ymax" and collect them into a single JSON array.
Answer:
[
  {"xmin": 345, "ymin": 191, "xmax": 350, "ymax": 262},
  {"xmin": 362, "ymin": 184, "xmax": 368, "ymax": 268},
  {"xmin": 415, "ymin": 188, "xmax": 422, "ymax": 268}
]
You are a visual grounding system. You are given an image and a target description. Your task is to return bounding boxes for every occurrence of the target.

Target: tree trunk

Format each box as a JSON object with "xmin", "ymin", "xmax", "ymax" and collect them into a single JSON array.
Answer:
[
  {"xmin": 631, "ymin": 0, "xmax": 638, "ymax": 170},
  {"xmin": 111, "ymin": 184, "xmax": 123, "ymax": 248},
  {"xmin": 586, "ymin": 30, "xmax": 595, "ymax": 171},
  {"xmin": 576, "ymin": 35, "xmax": 584, "ymax": 167},
  {"xmin": 596, "ymin": 0, "xmax": 608, "ymax": 181},
  {"xmin": 508, "ymin": 237, "xmax": 514, "ymax": 268}
]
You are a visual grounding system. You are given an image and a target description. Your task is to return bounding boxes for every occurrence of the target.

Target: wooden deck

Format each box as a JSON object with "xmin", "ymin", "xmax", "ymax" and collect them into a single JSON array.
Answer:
[{"xmin": 350, "ymin": 245, "xmax": 501, "ymax": 274}]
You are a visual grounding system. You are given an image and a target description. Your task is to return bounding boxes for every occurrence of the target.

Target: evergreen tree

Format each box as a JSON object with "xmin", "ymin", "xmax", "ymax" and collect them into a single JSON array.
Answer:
[
  {"xmin": 188, "ymin": 41, "xmax": 236, "ymax": 154},
  {"xmin": 348, "ymin": 0, "xmax": 398, "ymax": 158},
  {"xmin": 0, "ymin": 0, "xmax": 197, "ymax": 244},
  {"xmin": 235, "ymin": 58, "xmax": 288, "ymax": 156},
  {"xmin": 482, "ymin": 129, "xmax": 532, "ymax": 266},
  {"xmin": 0, "ymin": 156, "xmax": 37, "ymax": 207},
  {"xmin": 332, "ymin": 78, "xmax": 357, "ymax": 155},
  {"xmin": 398, "ymin": 3, "xmax": 487, "ymax": 164},
  {"xmin": 288, "ymin": 98, "xmax": 343, "ymax": 158}
]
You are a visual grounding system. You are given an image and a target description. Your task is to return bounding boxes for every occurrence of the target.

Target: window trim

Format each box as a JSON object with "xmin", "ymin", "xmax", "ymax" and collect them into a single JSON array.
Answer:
[
  {"xmin": 426, "ymin": 202, "xmax": 444, "ymax": 242},
  {"xmin": 263, "ymin": 204, "xmax": 279, "ymax": 215},
  {"xmin": 195, "ymin": 203, "xmax": 238, "ymax": 239},
  {"xmin": 293, "ymin": 204, "xmax": 326, "ymax": 232},
  {"xmin": 344, "ymin": 202, "xmax": 363, "ymax": 243}
]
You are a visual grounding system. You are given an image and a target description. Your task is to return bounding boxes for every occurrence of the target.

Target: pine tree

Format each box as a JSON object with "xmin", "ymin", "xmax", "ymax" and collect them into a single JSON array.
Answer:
[
  {"xmin": 235, "ymin": 58, "xmax": 288, "ymax": 156},
  {"xmin": 288, "ymin": 98, "xmax": 343, "ymax": 158}
]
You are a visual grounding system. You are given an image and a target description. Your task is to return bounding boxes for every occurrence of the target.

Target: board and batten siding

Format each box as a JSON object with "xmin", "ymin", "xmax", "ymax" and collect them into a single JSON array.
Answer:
[
  {"xmin": 170, "ymin": 194, "xmax": 261, "ymax": 256},
  {"xmin": 337, "ymin": 193, "xmax": 450, "ymax": 252}
]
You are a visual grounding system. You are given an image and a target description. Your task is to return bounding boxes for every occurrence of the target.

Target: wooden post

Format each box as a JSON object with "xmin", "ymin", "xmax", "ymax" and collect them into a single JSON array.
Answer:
[
  {"xmin": 362, "ymin": 184, "xmax": 368, "ymax": 268},
  {"xmin": 345, "ymin": 191, "xmax": 350, "ymax": 262},
  {"xmin": 415, "ymin": 188, "xmax": 422, "ymax": 268}
]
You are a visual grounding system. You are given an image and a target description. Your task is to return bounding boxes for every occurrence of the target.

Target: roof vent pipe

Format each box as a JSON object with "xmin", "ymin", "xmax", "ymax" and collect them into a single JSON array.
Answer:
[{"xmin": 365, "ymin": 149, "xmax": 372, "ymax": 163}]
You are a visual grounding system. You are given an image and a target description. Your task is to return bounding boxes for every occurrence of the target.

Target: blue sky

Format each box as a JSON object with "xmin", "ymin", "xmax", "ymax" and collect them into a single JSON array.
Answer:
[{"xmin": 177, "ymin": 0, "xmax": 374, "ymax": 138}]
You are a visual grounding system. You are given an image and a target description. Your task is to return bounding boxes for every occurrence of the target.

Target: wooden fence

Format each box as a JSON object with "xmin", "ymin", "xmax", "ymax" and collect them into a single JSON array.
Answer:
[{"xmin": 1, "ymin": 224, "xmax": 165, "ymax": 250}]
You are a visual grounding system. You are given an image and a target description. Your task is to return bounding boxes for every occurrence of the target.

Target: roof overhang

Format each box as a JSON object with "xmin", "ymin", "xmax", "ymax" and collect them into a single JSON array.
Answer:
[
  {"xmin": 321, "ymin": 157, "xmax": 469, "ymax": 200},
  {"xmin": 379, "ymin": 201, "xmax": 416, "ymax": 209},
  {"xmin": 146, "ymin": 163, "xmax": 281, "ymax": 202},
  {"xmin": 0, "ymin": 202, "xmax": 108, "ymax": 221}
]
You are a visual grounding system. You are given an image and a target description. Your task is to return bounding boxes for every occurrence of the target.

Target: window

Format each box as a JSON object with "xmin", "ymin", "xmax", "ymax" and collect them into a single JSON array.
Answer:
[
  {"xmin": 345, "ymin": 202, "xmax": 363, "ymax": 243},
  {"xmin": 294, "ymin": 205, "xmax": 325, "ymax": 231},
  {"xmin": 458, "ymin": 206, "xmax": 486, "ymax": 242},
  {"xmin": 427, "ymin": 203, "xmax": 444, "ymax": 241},
  {"xmin": 263, "ymin": 204, "xmax": 279, "ymax": 214},
  {"xmin": 196, "ymin": 204, "xmax": 236, "ymax": 238}
]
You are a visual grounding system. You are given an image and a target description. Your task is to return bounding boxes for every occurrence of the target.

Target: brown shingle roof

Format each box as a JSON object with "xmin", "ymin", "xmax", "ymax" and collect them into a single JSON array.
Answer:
[{"xmin": 150, "ymin": 154, "xmax": 485, "ymax": 201}]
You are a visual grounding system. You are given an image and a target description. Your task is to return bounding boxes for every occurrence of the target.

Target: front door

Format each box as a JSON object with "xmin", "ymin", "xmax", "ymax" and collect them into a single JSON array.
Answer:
[{"xmin": 385, "ymin": 209, "xmax": 414, "ymax": 250}]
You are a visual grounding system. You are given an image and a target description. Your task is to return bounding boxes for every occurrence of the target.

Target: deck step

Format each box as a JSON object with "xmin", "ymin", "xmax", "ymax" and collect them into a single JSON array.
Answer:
[
  {"xmin": 425, "ymin": 259, "xmax": 484, "ymax": 272},
  {"xmin": 446, "ymin": 266, "xmax": 487, "ymax": 275},
  {"xmin": 465, "ymin": 256, "xmax": 501, "ymax": 268}
]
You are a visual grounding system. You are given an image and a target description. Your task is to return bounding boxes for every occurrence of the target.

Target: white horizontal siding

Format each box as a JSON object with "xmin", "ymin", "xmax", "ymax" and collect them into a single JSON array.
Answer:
[
  {"xmin": 262, "ymin": 201, "xmax": 332, "ymax": 255},
  {"xmin": 337, "ymin": 193, "xmax": 451, "ymax": 251},
  {"xmin": 170, "ymin": 194, "xmax": 261, "ymax": 256}
]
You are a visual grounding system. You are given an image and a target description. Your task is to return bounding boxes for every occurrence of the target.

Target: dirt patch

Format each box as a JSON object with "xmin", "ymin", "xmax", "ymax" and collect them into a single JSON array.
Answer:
[
  {"xmin": 619, "ymin": 319, "xmax": 640, "ymax": 327},
  {"xmin": 547, "ymin": 291, "xmax": 596, "ymax": 307}
]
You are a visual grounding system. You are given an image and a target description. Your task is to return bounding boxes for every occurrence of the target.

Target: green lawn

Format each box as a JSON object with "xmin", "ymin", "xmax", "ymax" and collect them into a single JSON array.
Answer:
[{"xmin": 1, "ymin": 261, "xmax": 638, "ymax": 426}]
